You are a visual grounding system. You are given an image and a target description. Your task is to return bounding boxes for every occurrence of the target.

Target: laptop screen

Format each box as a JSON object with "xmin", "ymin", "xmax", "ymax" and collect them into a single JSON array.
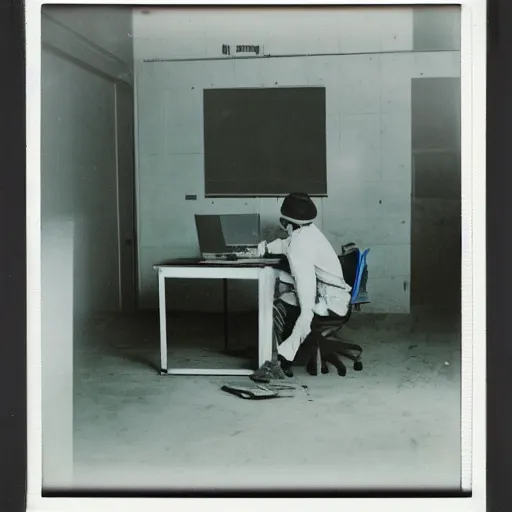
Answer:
[
  {"xmin": 195, "ymin": 214, "xmax": 260, "ymax": 254},
  {"xmin": 220, "ymin": 214, "xmax": 260, "ymax": 247}
]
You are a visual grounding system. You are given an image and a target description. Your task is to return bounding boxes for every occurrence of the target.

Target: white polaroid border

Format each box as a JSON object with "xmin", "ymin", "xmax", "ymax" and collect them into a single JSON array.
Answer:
[{"xmin": 26, "ymin": 0, "xmax": 487, "ymax": 510}]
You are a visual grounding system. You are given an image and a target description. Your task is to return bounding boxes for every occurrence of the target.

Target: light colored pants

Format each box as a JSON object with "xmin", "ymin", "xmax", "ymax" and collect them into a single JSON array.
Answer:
[{"xmin": 272, "ymin": 299, "xmax": 304, "ymax": 362}]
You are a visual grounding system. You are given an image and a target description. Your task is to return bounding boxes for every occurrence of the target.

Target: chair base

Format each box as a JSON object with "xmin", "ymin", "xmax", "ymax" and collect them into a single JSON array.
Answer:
[
  {"xmin": 306, "ymin": 359, "xmax": 318, "ymax": 376},
  {"xmin": 305, "ymin": 349, "xmax": 331, "ymax": 376},
  {"xmin": 305, "ymin": 336, "xmax": 364, "ymax": 377}
]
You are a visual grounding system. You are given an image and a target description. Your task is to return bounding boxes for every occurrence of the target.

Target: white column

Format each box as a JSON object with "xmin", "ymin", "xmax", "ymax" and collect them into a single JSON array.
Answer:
[{"xmin": 41, "ymin": 219, "xmax": 74, "ymax": 489}]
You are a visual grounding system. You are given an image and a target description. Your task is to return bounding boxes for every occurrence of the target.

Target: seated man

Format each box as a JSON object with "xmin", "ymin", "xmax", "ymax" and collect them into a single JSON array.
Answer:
[{"xmin": 251, "ymin": 192, "xmax": 352, "ymax": 383}]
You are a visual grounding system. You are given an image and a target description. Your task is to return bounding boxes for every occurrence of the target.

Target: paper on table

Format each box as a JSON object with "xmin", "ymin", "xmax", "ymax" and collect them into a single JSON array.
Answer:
[{"xmin": 199, "ymin": 258, "xmax": 282, "ymax": 265}]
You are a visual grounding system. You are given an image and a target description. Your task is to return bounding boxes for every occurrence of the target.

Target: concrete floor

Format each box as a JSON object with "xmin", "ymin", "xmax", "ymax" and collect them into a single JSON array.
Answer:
[{"xmin": 73, "ymin": 311, "xmax": 461, "ymax": 492}]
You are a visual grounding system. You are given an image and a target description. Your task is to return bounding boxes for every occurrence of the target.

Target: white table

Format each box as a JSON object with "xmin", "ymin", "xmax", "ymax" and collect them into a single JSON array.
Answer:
[{"xmin": 154, "ymin": 261, "xmax": 279, "ymax": 376}]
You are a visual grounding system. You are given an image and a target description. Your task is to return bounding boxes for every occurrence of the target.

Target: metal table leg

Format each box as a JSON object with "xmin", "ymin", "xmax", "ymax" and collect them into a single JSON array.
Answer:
[{"xmin": 158, "ymin": 271, "xmax": 168, "ymax": 375}]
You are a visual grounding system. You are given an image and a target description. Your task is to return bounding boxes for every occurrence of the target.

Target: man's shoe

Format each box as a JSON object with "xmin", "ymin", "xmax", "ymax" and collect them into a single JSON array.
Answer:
[
  {"xmin": 250, "ymin": 360, "xmax": 288, "ymax": 383},
  {"xmin": 278, "ymin": 355, "xmax": 294, "ymax": 378}
]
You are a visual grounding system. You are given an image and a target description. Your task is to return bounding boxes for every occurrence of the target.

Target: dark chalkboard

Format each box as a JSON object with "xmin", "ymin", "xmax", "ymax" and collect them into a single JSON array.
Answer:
[{"xmin": 203, "ymin": 87, "xmax": 327, "ymax": 197}]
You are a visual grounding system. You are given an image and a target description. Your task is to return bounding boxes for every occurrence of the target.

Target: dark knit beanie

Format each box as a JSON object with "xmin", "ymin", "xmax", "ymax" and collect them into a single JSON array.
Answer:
[{"xmin": 280, "ymin": 192, "xmax": 317, "ymax": 225}]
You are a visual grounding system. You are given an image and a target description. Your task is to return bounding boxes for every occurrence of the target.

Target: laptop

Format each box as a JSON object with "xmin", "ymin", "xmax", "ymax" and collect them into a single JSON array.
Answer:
[{"xmin": 195, "ymin": 213, "xmax": 261, "ymax": 261}]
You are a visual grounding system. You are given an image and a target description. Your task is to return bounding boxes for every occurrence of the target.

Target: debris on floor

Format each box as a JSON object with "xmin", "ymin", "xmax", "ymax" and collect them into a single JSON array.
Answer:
[{"xmin": 221, "ymin": 381, "xmax": 302, "ymax": 400}]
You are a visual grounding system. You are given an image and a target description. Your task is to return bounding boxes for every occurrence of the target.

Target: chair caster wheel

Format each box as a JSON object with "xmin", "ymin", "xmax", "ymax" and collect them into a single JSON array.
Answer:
[
  {"xmin": 337, "ymin": 367, "xmax": 347, "ymax": 377},
  {"xmin": 321, "ymin": 361, "xmax": 329, "ymax": 374},
  {"xmin": 306, "ymin": 362, "xmax": 318, "ymax": 376},
  {"xmin": 160, "ymin": 369, "xmax": 168, "ymax": 376},
  {"xmin": 353, "ymin": 361, "xmax": 363, "ymax": 372}
]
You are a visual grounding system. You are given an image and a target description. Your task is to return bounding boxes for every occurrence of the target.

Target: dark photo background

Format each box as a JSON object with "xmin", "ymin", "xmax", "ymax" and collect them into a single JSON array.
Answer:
[
  {"xmin": 486, "ymin": 0, "xmax": 512, "ymax": 510},
  {"xmin": 1, "ymin": 1, "xmax": 27, "ymax": 511}
]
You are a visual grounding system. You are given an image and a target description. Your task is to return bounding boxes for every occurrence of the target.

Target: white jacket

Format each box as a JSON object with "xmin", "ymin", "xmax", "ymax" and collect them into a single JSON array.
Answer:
[{"xmin": 265, "ymin": 223, "xmax": 352, "ymax": 344}]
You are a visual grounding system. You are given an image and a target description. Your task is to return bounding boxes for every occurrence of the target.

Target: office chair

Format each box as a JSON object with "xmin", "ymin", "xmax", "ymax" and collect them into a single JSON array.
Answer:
[{"xmin": 305, "ymin": 248, "xmax": 370, "ymax": 377}]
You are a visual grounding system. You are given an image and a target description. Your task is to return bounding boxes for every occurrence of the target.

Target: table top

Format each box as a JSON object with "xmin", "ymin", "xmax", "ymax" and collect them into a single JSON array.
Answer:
[{"xmin": 154, "ymin": 257, "xmax": 286, "ymax": 269}]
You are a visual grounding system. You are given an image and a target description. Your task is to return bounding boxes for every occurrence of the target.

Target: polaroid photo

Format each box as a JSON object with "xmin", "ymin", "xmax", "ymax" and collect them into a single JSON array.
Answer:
[{"xmin": 25, "ymin": 0, "xmax": 487, "ymax": 510}]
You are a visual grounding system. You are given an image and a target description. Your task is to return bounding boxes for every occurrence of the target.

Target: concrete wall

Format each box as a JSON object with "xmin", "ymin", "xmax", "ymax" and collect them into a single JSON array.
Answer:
[
  {"xmin": 40, "ymin": 6, "xmax": 134, "ymax": 490},
  {"xmin": 43, "ymin": 5, "xmax": 134, "ymax": 67},
  {"xmin": 411, "ymin": 6, "xmax": 461, "ymax": 313},
  {"xmin": 413, "ymin": 5, "xmax": 461, "ymax": 52},
  {"xmin": 133, "ymin": 6, "xmax": 460, "ymax": 314},
  {"xmin": 41, "ymin": 5, "xmax": 134, "ymax": 330},
  {"xmin": 42, "ymin": 49, "xmax": 121, "ymax": 328}
]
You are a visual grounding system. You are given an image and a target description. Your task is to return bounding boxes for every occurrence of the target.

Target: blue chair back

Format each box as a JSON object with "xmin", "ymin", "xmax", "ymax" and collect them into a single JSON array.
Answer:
[{"xmin": 350, "ymin": 248, "xmax": 370, "ymax": 305}]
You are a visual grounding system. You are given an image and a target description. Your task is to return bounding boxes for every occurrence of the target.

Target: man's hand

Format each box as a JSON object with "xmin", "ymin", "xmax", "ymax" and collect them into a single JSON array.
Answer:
[{"xmin": 257, "ymin": 241, "xmax": 267, "ymax": 257}]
